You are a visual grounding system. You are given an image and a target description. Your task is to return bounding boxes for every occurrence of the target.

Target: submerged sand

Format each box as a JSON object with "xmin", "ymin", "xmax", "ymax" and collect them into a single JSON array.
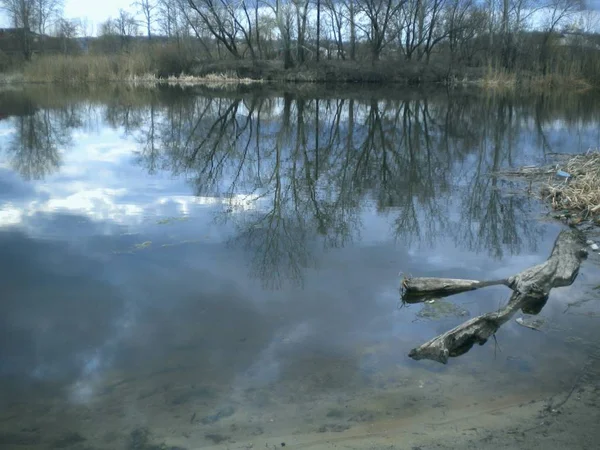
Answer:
[{"xmin": 1, "ymin": 320, "xmax": 599, "ymax": 450}]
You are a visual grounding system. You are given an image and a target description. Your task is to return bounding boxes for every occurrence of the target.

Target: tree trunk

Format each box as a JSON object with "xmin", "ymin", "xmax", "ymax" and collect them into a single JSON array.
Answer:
[
  {"xmin": 255, "ymin": 2, "xmax": 262, "ymax": 58},
  {"xmin": 316, "ymin": 0, "xmax": 321, "ymax": 62},
  {"xmin": 349, "ymin": 1, "xmax": 356, "ymax": 61}
]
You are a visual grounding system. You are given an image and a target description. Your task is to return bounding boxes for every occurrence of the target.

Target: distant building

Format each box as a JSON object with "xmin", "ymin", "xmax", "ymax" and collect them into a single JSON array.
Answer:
[
  {"xmin": 0, "ymin": 27, "xmax": 47, "ymax": 56},
  {"xmin": 556, "ymin": 32, "xmax": 600, "ymax": 50}
]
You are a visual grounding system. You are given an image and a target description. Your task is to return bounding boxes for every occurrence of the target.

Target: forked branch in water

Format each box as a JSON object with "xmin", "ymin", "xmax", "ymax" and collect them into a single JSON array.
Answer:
[{"xmin": 404, "ymin": 230, "xmax": 587, "ymax": 364}]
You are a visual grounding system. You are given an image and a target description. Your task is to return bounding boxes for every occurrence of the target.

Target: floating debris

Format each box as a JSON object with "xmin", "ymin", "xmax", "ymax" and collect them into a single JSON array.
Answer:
[
  {"xmin": 133, "ymin": 241, "xmax": 152, "ymax": 250},
  {"xmin": 156, "ymin": 216, "xmax": 189, "ymax": 225},
  {"xmin": 498, "ymin": 150, "xmax": 600, "ymax": 226},
  {"xmin": 515, "ymin": 316, "xmax": 546, "ymax": 331},
  {"xmin": 161, "ymin": 239, "xmax": 203, "ymax": 248},
  {"xmin": 416, "ymin": 300, "xmax": 470, "ymax": 320},
  {"xmin": 564, "ymin": 336, "xmax": 585, "ymax": 344}
]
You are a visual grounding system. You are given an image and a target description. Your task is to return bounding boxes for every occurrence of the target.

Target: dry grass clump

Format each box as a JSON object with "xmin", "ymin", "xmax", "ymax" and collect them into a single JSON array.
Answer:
[
  {"xmin": 528, "ymin": 74, "xmax": 591, "ymax": 92},
  {"xmin": 165, "ymin": 72, "xmax": 259, "ymax": 87},
  {"xmin": 478, "ymin": 67, "xmax": 517, "ymax": 90},
  {"xmin": 0, "ymin": 72, "xmax": 22, "ymax": 84},
  {"xmin": 21, "ymin": 53, "xmax": 154, "ymax": 83},
  {"xmin": 477, "ymin": 66, "xmax": 592, "ymax": 92},
  {"xmin": 15, "ymin": 54, "xmax": 260, "ymax": 86},
  {"xmin": 541, "ymin": 150, "xmax": 600, "ymax": 222}
]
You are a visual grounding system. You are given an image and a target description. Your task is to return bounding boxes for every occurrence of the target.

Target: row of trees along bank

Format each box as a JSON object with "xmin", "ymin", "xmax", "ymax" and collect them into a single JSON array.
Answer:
[{"xmin": 1, "ymin": 0, "xmax": 599, "ymax": 83}]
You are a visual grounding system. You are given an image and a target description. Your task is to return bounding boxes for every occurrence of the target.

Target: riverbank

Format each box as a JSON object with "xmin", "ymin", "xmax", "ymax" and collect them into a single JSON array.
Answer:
[
  {"xmin": 0, "ymin": 56, "xmax": 451, "ymax": 85},
  {"xmin": 0, "ymin": 55, "xmax": 595, "ymax": 91},
  {"xmin": 497, "ymin": 150, "xmax": 600, "ymax": 233}
]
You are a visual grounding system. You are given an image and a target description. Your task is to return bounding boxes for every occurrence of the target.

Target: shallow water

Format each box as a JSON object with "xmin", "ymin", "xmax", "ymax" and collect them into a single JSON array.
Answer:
[{"xmin": 1, "ymin": 85, "xmax": 600, "ymax": 449}]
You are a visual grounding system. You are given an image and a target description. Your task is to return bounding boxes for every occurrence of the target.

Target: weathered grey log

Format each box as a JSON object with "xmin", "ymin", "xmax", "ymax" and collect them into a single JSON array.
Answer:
[
  {"xmin": 408, "ymin": 230, "xmax": 587, "ymax": 364},
  {"xmin": 401, "ymin": 277, "xmax": 507, "ymax": 302},
  {"xmin": 408, "ymin": 294, "xmax": 528, "ymax": 363}
]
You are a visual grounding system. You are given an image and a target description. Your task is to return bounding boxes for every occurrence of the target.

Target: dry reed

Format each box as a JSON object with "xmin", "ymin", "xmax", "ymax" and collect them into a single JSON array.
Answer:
[
  {"xmin": 9, "ymin": 54, "xmax": 262, "ymax": 86},
  {"xmin": 477, "ymin": 66, "xmax": 592, "ymax": 93},
  {"xmin": 20, "ymin": 54, "xmax": 154, "ymax": 83},
  {"xmin": 541, "ymin": 150, "xmax": 600, "ymax": 221},
  {"xmin": 165, "ymin": 72, "xmax": 259, "ymax": 87}
]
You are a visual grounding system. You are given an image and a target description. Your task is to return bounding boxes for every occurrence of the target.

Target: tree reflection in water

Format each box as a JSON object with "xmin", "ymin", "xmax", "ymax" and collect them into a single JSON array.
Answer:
[{"xmin": 3, "ymin": 86, "xmax": 600, "ymax": 287}]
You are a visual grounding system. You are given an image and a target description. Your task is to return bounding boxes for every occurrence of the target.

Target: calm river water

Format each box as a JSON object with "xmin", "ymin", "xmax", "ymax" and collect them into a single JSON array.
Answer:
[{"xmin": 0, "ymin": 84, "xmax": 599, "ymax": 450}]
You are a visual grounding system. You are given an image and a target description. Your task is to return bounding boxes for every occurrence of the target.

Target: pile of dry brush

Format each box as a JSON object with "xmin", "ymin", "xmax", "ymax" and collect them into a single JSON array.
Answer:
[{"xmin": 541, "ymin": 151, "xmax": 600, "ymax": 224}]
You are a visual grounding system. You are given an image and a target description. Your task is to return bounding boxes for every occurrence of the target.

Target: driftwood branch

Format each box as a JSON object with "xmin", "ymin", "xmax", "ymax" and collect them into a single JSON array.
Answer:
[
  {"xmin": 405, "ymin": 230, "xmax": 587, "ymax": 364},
  {"xmin": 402, "ymin": 278, "xmax": 507, "ymax": 302}
]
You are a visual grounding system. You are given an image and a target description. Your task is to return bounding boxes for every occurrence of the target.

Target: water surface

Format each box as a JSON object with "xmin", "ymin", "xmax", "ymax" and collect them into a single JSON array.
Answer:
[{"xmin": 1, "ymin": 85, "xmax": 599, "ymax": 449}]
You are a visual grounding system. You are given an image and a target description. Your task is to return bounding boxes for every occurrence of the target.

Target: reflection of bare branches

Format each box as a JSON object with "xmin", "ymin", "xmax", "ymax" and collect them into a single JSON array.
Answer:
[
  {"xmin": 456, "ymin": 98, "xmax": 543, "ymax": 259},
  {"xmin": 0, "ymin": 87, "xmax": 590, "ymax": 286},
  {"xmin": 134, "ymin": 90, "xmax": 573, "ymax": 286},
  {"xmin": 233, "ymin": 199, "xmax": 311, "ymax": 289},
  {"xmin": 104, "ymin": 100, "xmax": 147, "ymax": 133},
  {"xmin": 7, "ymin": 110, "xmax": 71, "ymax": 180},
  {"xmin": 344, "ymin": 98, "xmax": 452, "ymax": 247}
]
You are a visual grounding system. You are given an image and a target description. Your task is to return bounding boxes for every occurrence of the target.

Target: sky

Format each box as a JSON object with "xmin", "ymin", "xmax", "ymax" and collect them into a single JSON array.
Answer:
[
  {"xmin": 2, "ymin": 0, "xmax": 600, "ymax": 34},
  {"xmin": 0, "ymin": 0, "xmax": 132, "ymax": 32},
  {"xmin": 63, "ymin": 0, "xmax": 130, "ymax": 30}
]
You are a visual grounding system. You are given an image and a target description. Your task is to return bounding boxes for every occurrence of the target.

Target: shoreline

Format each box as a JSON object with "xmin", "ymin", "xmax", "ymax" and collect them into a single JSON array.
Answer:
[
  {"xmin": 1, "ymin": 58, "xmax": 596, "ymax": 91},
  {"xmin": 0, "ymin": 75, "xmax": 594, "ymax": 92}
]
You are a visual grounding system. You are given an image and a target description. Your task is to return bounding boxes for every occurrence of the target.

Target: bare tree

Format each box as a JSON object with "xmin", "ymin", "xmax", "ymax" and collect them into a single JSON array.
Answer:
[
  {"xmin": 497, "ymin": 0, "xmax": 545, "ymax": 69},
  {"xmin": 539, "ymin": 0, "xmax": 584, "ymax": 73},
  {"xmin": 323, "ymin": 0, "xmax": 348, "ymax": 59},
  {"xmin": 157, "ymin": 0, "xmax": 180, "ymax": 38},
  {"xmin": 266, "ymin": 0, "xmax": 295, "ymax": 67},
  {"xmin": 33, "ymin": 0, "xmax": 63, "ymax": 35},
  {"xmin": 0, "ymin": 0, "xmax": 64, "ymax": 54},
  {"xmin": 443, "ymin": 0, "xmax": 487, "ymax": 66},
  {"xmin": 315, "ymin": 0, "xmax": 321, "ymax": 61},
  {"xmin": 97, "ymin": 18, "xmax": 121, "ymax": 52},
  {"xmin": 116, "ymin": 8, "xmax": 140, "ymax": 37},
  {"xmin": 54, "ymin": 17, "xmax": 78, "ymax": 53},
  {"xmin": 347, "ymin": 0, "xmax": 358, "ymax": 59},
  {"xmin": 98, "ymin": 10, "xmax": 139, "ymax": 51},
  {"xmin": 99, "ymin": 18, "xmax": 118, "ymax": 36},
  {"xmin": 356, "ymin": 0, "xmax": 407, "ymax": 61},
  {"xmin": 133, "ymin": 0, "xmax": 156, "ymax": 39},
  {"xmin": 0, "ymin": 0, "xmax": 37, "ymax": 58},
  {"xmin": 183, "ymin": 0, "xmax": 246, "ymax": 59},
  {"xmin": 293, "ymin": 0, "xmax": 310, "ymax": 63},
  {"xmin": 78, "ymin": 16, "xmax": 93, "ymax": 38}
]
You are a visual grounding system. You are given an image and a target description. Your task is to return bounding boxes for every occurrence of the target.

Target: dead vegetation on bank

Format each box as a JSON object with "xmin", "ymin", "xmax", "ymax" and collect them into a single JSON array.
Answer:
[
  {"xmin": 164, "ymin": 73, "xmax": 258, "ymax": 87},
  {"xmin": 1, "ymin": 53, "xmax": 599, "ymax": 91},
  {"xmin": 543, "ymin": 152, "xmax": 600, "ymax": 217},
  {"xmin": 476, "ymin": 72, "xmax": 593, "ymax": 92},
  {"xmin": 0, "ymin": 55, "xmax": 449, "ymax": 85},
  {"xmin": 498, "ymin": 150, "xmax": 600, "ymax": 226},
  {"xmin": 0, "ymin": 54, "xmax": 261, "ymax": 86}
]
